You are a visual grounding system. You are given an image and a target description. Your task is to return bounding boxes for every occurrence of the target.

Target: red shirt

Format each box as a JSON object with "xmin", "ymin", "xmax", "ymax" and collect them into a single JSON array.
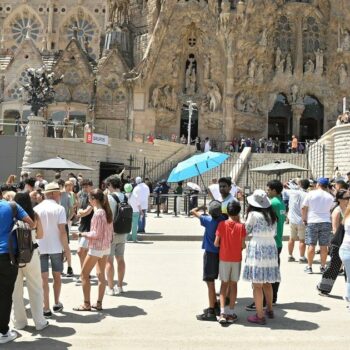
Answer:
[{"xmin": 216, "ymin": 220, "xmax": 246, "ymax": 262}]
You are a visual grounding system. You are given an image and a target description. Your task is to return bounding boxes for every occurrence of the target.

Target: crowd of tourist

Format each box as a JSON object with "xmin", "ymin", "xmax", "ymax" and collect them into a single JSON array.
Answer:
[{"xmin": 1, "ymin": 169, "xmax": 350, "ymax": 342}]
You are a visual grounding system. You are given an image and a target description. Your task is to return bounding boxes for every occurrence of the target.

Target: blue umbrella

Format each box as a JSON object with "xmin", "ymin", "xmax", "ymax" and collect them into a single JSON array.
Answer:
[{"xmin": 167, "ymin": 151, "xmax": 229, "ymax": 183}]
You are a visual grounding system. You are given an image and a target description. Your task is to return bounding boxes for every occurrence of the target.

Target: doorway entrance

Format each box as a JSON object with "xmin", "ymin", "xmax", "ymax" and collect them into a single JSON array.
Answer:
[
  {"xmin": 180, "ymin": 104, "xmax": 198, "ymax": 142},
  {"xmin": 300, "ymin": 95, "xmax": 324, "ymax": 141}
]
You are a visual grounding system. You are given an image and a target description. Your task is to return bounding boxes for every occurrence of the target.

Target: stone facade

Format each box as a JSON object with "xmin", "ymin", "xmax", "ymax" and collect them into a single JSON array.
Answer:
[{"xmin": 1, "ymin": 1, "xmax": 349, "ymax": 143}]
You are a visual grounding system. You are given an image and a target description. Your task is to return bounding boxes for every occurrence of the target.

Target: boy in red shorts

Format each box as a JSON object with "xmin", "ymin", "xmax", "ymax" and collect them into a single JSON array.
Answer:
[{"xmin": 215, "ymin": 201, "xmax": 246, "ymax": 324}]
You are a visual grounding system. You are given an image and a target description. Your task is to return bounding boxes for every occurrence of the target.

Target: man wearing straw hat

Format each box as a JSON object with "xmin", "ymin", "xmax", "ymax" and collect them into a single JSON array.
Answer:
[{"xmin": 34, "ymin": 183, "xmax": 69, "ymax": 318}]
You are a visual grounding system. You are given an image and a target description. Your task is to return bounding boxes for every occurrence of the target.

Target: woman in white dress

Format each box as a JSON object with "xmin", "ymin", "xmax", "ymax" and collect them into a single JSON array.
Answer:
[{"xmin": 243, "ymin": 190, "xmax": 280, "ymax": 325}]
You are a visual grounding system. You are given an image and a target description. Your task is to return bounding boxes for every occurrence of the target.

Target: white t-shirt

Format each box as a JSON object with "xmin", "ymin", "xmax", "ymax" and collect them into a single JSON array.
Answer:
[
  {"xmin": 133, "ymin": 183, "xmax": 150, "ymax": 210},
  {"xmin": 287, "ymin": 189, "xmax": 307, "ymax": 225},
  {"xmin": 204, "ymin": 141, "xmax": 211, "ymax": 152},
  {"xmin": 35, "ymin": 179, "xmax": 48, "ymax": 188},
  {"xmin": 302, "ymin": 189, "xmax": 334, "ymax": 224},
  {"xmin": 127, "ymin": 192, "xmax": 141, "ymax": 213},
  {"xmin": 342, "ymin": 217, "xmax": 350, "ymax": 248},
  {"xmin": 208, "ymin": 183, "xmax": 221, "ymax": 201},
  {"xmin": 34, "ymin": 199, "xmax": 67, "ymax": 254}
]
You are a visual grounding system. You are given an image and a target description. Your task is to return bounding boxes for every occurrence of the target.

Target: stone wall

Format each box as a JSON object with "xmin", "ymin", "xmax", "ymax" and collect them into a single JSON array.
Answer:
[{"xmin": 308, "ymin": 124, "xmax": 350, "ymax": 179}]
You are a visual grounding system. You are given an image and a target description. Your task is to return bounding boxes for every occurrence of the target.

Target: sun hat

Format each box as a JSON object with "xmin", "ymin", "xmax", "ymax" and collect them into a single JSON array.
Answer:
[
  {"xmin": 43, "ymin": 182, "xmax": 60, "ymax": 194},
  {"xmin": 208, "ymin": 200, "xmax": 222, "ymax": 218},
  {"xmin": 135, "ymin": 177, "xmax": 142, "ymax": 184},
  {"xmin": 124, "ymin": 183, "xmax": 133, "ymax": 193},
  {"xmin": 247, "ymin": 189, "xmax": 271, "ymax": 209},
  {"xmin": 317, "ymin": 177, "xmax": 329, "ymax": 186}
]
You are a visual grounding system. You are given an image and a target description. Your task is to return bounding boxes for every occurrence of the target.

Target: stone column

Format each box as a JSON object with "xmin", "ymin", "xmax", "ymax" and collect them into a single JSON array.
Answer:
[
  {"xmin": 291, "ymin": 103, "xmax": 305, "ymax": 138},
  {"xmin": 22, "ymin": 115, "xmax": 45, "ymax": 169},
  {"xmin": 294, "ymin": 15, "xmax": 304, "ymax": 79},
  {"xmin": 46, "ymin": 0, "xmax": 54, "ymax": 51}
]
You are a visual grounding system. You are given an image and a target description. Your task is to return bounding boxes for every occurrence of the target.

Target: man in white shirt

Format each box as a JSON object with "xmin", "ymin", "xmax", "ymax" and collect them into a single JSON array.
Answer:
[
  {"xmin": 34, "ymin": 173, "xmax": 48, "ymax": 189},
  {"xmin": 105, "ymin": 177, "xmax": 128, "ymax": 295},
  {"xmin": 287, "ymin": 179, "xmax": 310, "ymax": 263},
  {"xmin": 34, "ymin": 183, "xmax": 68, "ymax": 318},
  {"xmin": 133, "ymin": 177, "xmax": 150, "ymax": 233},
  {"xmin": 302, "ymin": 178, "xmax": 334, "ymax": 274}
]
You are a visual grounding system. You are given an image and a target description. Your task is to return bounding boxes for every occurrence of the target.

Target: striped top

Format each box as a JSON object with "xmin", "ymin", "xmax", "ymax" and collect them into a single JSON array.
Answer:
[{"xmin": 85, "ymin": 209, "xmax": 113, "ymax": 250}]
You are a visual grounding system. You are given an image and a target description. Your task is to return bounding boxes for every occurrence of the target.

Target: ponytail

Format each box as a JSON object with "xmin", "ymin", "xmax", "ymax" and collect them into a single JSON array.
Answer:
[{"xmin": 102, "ymin": 194, "xmax": 113, "ymax": 224}]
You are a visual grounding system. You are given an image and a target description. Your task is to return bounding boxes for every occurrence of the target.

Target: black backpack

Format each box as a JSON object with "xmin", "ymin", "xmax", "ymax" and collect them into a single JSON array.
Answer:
[
  {"xmin": 110, "ymin": 193, "xmax": 133, "ymax": 234},
  {"xmin": 8, "ymin": 202, "xmax": 34, "ymax": 267}
]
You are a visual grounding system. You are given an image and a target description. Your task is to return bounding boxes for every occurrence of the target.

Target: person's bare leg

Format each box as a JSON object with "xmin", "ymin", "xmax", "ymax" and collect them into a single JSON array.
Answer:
[
  {"xmin": 253, "ymin": 283, "xmax": 264, "ymax": 318},
  {"xmin": 52, "ymin": 271, "xmax": 62, "ymax": 305},
  {"xmin": 81, "ymin": 255, "xmax": 99, "ymax": 306},
  {"xmin": 288, "ymin": 239, "xmax": 295, "ymax": 256},
  {"xmin": 307, "ymin": 245, "xmax": 315, "ymax": 267},
  {"xmin": 262, "ymin": 283, "xmax": 273, "ymax": 312},
  {"xmin": 96, "ymin": 256, "xmax": 107, "ymax": 303},
  {"xmin": 229, "ymin": 282, "xmax": 237, "ymax": 310},
  {"xmin": 206, "ymin": 281, "xmax": 216, "ymax": 308},
  {"xmin": 116, "ymin": 256, "xmax": 125, "ymax": 288},
  {"xmin": 320, "ymin": 246, "xmax": 328, "ymax": 267},
  {"xmin": 78, "ymin": 248, "xmax": 88, "ymax": 269},
  {"xmin": 65, "ymin": 246, "xmax": 72, "ymax": 269},
  {"xmin": 41, "ymin": 272, "xmax": 50, "ymax": 310},
  {"xmin": 299, "ymin": 240, "xmax": 306, "ymax": 257},
  {"xmin": 105, "ymin": 256, "xmax": 115, "ymax": 289},
  {"xmin": 219, "ymin": 282, "xmax": 228, "ymax": 311}
]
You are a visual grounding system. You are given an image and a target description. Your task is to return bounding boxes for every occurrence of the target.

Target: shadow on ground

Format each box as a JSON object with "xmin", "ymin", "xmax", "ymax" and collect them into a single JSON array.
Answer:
[
  {"xmin": 121, "ymin": 290, "xmax": 162, "ymax": 300},
  {"xmin": 105, "ymin": 305, "xmax": 147, "ymax": 318},
  {"xmin": 6, "ymin": 338, "xmax": 72, "ymax": 349}
]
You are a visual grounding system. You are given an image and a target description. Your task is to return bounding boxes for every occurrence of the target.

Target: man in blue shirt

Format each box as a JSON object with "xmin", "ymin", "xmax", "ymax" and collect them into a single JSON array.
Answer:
[
  {"xmin": 0, "ymin": 188, "xmax": 33, "ymax": 344},
  {"xmin": 191, "ymin": 200, "xmax": 226, "ymax": 321}
]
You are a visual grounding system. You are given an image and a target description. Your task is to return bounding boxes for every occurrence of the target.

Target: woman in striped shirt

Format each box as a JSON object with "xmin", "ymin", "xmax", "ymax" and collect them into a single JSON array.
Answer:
[{"xmin": 73, "ymin": 189, "xmax": 113, "ymax": 311}]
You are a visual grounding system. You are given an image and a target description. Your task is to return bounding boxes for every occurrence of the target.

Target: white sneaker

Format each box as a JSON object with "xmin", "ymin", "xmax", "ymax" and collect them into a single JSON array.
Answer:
[
  {"xmin": 0, "ymin": 330, "xmax": 17, "ymax": 344},
  {"xmin": 114, "ymin": 286, "xmax": 124, "ymax": 295},
  {"xmin": 75, "ymin": 278, "xmax": 82, "ymax": 286},
  {"xmin": 36, "ymin": 321, "xmax": 49, "ymax": 331},
  {"xmin": 105, "ymin": 287, "xmax": 115, "ymax": 296}
]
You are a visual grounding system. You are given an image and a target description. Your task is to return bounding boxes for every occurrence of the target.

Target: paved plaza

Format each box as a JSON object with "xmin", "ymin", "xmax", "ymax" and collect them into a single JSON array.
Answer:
[{"xmin": 3, "ymin": 214, "xmax": 349, "ymax": 350}]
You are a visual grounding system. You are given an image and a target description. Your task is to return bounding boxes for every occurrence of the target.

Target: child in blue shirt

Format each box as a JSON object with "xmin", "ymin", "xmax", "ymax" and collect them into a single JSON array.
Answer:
[{"xmin": 191, "ymin": 200, "xmax": 226, "ymax": 321}]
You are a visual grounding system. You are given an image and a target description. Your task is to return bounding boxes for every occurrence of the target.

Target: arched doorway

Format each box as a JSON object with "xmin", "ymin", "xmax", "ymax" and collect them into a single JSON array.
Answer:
[
  {"xmin": 300, "ymin": 95, "xmax": 323, "ymax": 141},
  {"xmin": 180, "ymin": 104, "xmax": 198, "ymax": 142},
  {"xmin": 268, "ymin": 94, "xmax": 292, "ymax": 142}
]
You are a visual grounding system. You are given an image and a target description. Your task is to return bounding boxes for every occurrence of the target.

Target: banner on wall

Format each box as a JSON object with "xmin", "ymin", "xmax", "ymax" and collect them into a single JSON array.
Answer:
[{"xmin": 85, "ymin": 133, "xmax": 109, "ymax": 145}]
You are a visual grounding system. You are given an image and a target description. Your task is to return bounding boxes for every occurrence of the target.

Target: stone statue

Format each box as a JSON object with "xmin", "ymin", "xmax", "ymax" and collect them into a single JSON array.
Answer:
[
  {"xmin": 185, "ymin": 58, "xmax": 196, "ymax": 94},
  {"xmin": 276, "ymin": 57, "xmax": 285, "ymax": 74},
  {"xmin": 338, "ymin": 64, "xmax": 347, "ymax": 85},
  {"xmin": 291, "ymin": 84, "xmax": 299, "ymax": 103},
  {"xmin": 163, "ymin": 85, "xmax": 172, "ymax": 110},
  {"xmin": 189, "ymin": 68, "xmax": 196, "ymax": 95},
  {"xmin": 285, "ymin": 53, "xmax": 292, "ymax": 75},
  {"xmin": 204, "ymin": 55, "xmax": 211, "ymax": 80},
  {"xmin": 315, "ymin": 49, "xmax": 324, "ymax": 74},
  {"xmin": 259, "ymin": 28, "xmax": 268, "ymax": 46},
  {"xmin": 108, "ymin": 0, "xmax": 118, "ymax": 24},
  {"xmin": 275, "ymin": 47, "xmax": 282, "ymax": 68},
  {"xmin": 304, "ymin": 59, "xmax": 315, "ymax": 74},
  {"xmin": 256, "ymin": 64, "xmax": 264, "ymax": 83},
  {"xmin": 236, "ymin": 93, "xmax": 246, "ymax": 112},
  {"xmin": 248, "ymin": 58, "xmax": 256, "ymax": 80},
  {"xmin": 246, "ymin": 98, "xmax": 257, "ymax": 113},
  {"xmin": 206, "ymin": 82, "xmax": 222, "ymax": 112},
  {"xmin": 151, "ymin": 87, "xmax": 160, "ymax": 108},
  {"xmin": 172, "ymin": 55, "xmax": 179, "ymax": 79},
  {"xmin": 342, "ymin": 30, "xmax": 350, "ymax": 51}
]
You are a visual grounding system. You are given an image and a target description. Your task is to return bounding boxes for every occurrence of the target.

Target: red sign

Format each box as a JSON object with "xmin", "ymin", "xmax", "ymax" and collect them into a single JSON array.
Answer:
[{"xmin": 86, "ymin": 132, "xmax": 93, "ymax": 143}]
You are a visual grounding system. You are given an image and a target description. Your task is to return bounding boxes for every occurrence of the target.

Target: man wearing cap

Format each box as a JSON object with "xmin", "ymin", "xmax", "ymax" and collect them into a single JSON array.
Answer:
[
  {"xmin": 133, "ymin": 177, "xmax": 150, "ymax": 233},
  {"xmin": 0, "ymin": 188, "xmax": 34, "ymax": 344},
  {"xmin": 34, "ymin": 183, "xmax": 68, "ymax": 318},
  {"xmin": 302, "ymin": 178, "xmax": 334, "ymax": 274}
]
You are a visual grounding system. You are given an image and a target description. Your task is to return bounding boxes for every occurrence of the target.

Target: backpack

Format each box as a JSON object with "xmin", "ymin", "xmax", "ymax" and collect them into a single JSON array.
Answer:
[
  {"xmin": 8, "ymin": 202, "xmax": 34, "ymax": 267},
  {"xmin": 110, "ymin": 193, "xmax": 133, "ymax": 234}
]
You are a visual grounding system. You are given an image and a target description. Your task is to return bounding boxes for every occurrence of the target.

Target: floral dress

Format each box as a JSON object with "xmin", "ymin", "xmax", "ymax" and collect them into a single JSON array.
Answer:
[{"xmin": 242, "ymin": 211, "xmax": 281, "ymax": 283}]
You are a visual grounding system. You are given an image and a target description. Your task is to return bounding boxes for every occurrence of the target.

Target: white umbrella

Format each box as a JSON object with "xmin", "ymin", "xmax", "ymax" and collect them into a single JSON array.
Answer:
[
  {"xmin": 22, "ymin": 157, "xmax": 93, "ymax": 171},
  {"xmin": 186, "ymin": 182, "xmax": 201, "ymax": 192}
]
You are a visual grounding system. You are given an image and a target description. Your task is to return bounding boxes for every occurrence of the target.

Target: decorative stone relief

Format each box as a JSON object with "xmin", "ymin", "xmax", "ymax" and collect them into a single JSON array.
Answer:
[
  {"xmin": 304, "ymin": 59, "xmax": 315, "ymax": 74},
  {"xmin": 338, "ymin": 64, "xmax": 347, "ymax": 85},
  {"xmin": 205, "ymin": 81, "xmax": 222, "ymax": 112},
  {"xmin": 151, "ymin": 85, "xmax": 177, "ymax": 111}
]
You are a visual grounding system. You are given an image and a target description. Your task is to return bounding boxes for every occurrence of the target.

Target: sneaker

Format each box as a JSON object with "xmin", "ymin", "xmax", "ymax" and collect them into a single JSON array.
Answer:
[
  {"xmin": 226, "ymin": 313, "xmax": 238, "ymax": 324},
  {"xmin": 218, "ymin": 314, "xmax": 227, "ymax": 324},
  {"xmin": 299, "ymin": 257, "xmax": 308, "ymax": 263},
  {"xmin": 0, "ymin": 330, "xmax": 17, "ymax": 344},
  {"xmin": 114, "ymin": 286, "xmax": 124, "ymax": 295},
  {"xmin": 245, "ymin": 302, "xmax": 266, "ymax": 311},
  {"xmin": 36, "ymin": 321, "xmax": 49, "ymax": 331},
  {"xmin": 75, "ymin": 278, "xmax": 82, "ymax": 286},
  {"xmin": 288, "ymin": 256, "xmax": 296, "ymax": 262},
  {"xmin": 105, "ymin": 287, "xmax": 115, "ymax": 296},
  {"xmin": 265, "ymin": 310, "xmax": 274, "ymax": 319},
  {"xmin": 320, "ymin": 266, "xmax": 326, "ymax": 273},
  {"xmin": 196, "ymin": 308, "xmax": 216, "ymax": 321},
  {"xmin": 247, "ymin": 314, "xmax": 266, "ymax": 325},
  {"xmin": 66, "ymin": 267, "xmax": 74, "ymax": 277},
  {"xmin": 304, "ymin": 266, "xmax": 313, "ymax": 274},
  {"xmin": 53, "ymin": 302, "xmax": 63, "ymax": 312},
  {"xmin": 43, "ymin": 310, "xmax": 52, "ymax": 319}
]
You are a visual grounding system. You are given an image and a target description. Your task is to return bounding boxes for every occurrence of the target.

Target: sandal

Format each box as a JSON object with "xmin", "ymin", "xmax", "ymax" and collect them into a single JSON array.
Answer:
[
  {"xmin": 73, "ymin": 302, "xmax": 91, "ymax": 311},
  {"xmin": 91, "ymin": 301, "xmax": 103, "ymax": 311}
]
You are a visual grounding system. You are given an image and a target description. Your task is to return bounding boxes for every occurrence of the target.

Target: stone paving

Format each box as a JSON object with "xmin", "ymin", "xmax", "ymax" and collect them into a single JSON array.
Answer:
[{"xmin": 5, "ymin": 214, "xmax": 349, "ymax": 350}]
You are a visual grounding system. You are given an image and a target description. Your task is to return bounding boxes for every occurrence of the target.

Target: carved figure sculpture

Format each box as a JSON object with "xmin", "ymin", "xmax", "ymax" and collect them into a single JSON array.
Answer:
[
  {"xmin": 236, "ymin": 93, "xmax": 246, "ymax": 112},
  {"xmin": 185, "ymin": 58, "xmax": 196, "ymax": 94},
  {"xmin": 277, "ymin": 57, "xmax": 285, "ymax": 74},
  {"xmin": 291, "ymin": 84, "xmax": 299, "ymax": 103},
  {"xmin": 275, "ymin": 47, "xmax": 282, "ymax": 68},
  {"xmin": 305, "ymin": 59, "xmax": 315, "ymax": 73},
  {"xmin": 248, "ymin": 58, "xmax": 256, "ymax": 80},
  {"xmin": 338, "ymin": 64, "xmax": 347, "ymax": 85},
  {"xmin": 172, "ymin": 55, "xmax": 179, "ymax": 79},
  {"xmin": 259, "ymin": 28, "xmax": 268, "ymax": 46},
  {"xmin": 315, "ymin": 49, "xmax": 324, "ymax": 74},
  {"xmin": 285, "ymin": 53, "xmax": 292, "ymax": 75},
  {"xmin": 342, "ymin": 30, "xmax": 350, "ymax": 51},
  {"xmin": 256, "ymin": 64, "xmax": 264, "ymax": 83},
  {"xmin": 151, "ymin": 86, "xmax": 160, "ymax": 108},
  {"xmin": 246, "ymin": 98, "xmax": 257, "ymax": 113},
  {"xmin": 207, "ymin": 82, "xmax": 222, "ymax": 112}
]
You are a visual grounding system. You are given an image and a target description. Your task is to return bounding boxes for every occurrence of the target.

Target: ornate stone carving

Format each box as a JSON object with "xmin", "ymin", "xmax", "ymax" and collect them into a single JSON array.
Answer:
[
  {"xmin": 338, "ymin": 64, "xmax": 347, "ymax": 85},
  {"xmin": 291, "ymin": 84, "xmax": 299, "ymax": 104},
  {"xmin": 156, "ymin": 110, "xmax": 176, "ymax": 128},
  {"xmin": 315, "ymin": 49, "xmax": 324, "ymax": 75},
  {"xmin": 248, "ymin": 58, "xmax": 257, "ymax": 80},
  {"xmin": 185, "ymin": 55, "xmax": 197, "ymax": 95},
  {"xmin": 151, "ymin": 85, "xmax": 177, "ymax": 111},
  {"xmin": 259, "ymin": 28, "xmax": 268, "ymax": 46},
  {"xmin": 304, "ymin": 59, "xmax": 315, "ymax": 74},
  {"xmin": 341, "ymin": 29, "xmax": 350, "ymax": 52},
  {"xmin": 256, "ymin": 63, "xmax": 264, "ymax": 84},
  {"xmin": 206, "ymin": 81, "xmax": 222, "ymax": 112},
  {"xmin": 285, "ymin": 53, "xmax": 293, "ymax": 75}
]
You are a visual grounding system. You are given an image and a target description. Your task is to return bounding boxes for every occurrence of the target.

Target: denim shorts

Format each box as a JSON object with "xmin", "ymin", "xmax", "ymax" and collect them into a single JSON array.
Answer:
[
  {"xmin": 40, "ymin": 253, "xmax": 64, "ymax": 273},
  {"xmin": 305, "ymin": 222, "xmax": 332, "ymax": 246}
]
